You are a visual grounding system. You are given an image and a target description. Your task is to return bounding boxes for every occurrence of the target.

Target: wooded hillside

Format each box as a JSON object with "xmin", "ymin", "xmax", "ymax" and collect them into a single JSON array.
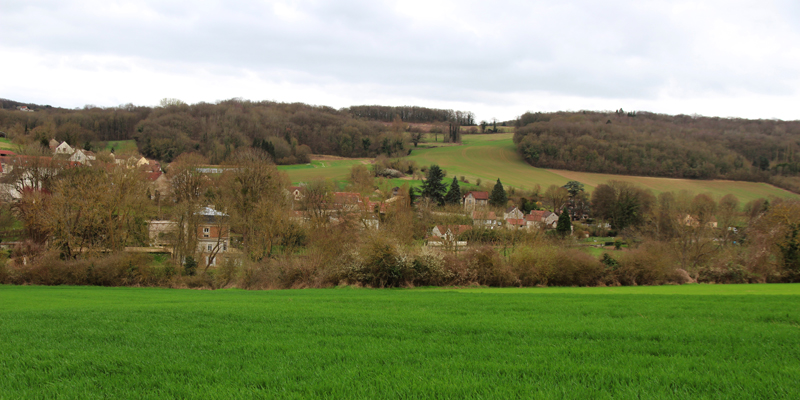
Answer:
[
  {"xmin": 513, "ymin": 110, "xmax": 800, "ymax": 193},
  {"xmin": 0, "ymin": 99, "xmax": 473, "ymax": 164}
]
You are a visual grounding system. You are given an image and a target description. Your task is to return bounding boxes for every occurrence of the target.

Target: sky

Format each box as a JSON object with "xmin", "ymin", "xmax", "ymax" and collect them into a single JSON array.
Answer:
[{"xmin": 2, "ymin": 0, "xmax": 800, "ymax": 122}]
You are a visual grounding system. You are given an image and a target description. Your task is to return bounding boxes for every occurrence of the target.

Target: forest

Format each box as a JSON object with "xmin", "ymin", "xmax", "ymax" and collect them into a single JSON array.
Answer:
[
  {"xmin": 513, "ymin": 110, "xmax": 800, "ymax": 193},
  {"xmin": 0, "ymin": 99, "xmax": 473, "ymax": 164}
]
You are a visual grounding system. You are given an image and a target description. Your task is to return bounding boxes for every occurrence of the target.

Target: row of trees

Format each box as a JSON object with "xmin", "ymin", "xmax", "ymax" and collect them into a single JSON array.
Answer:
[{"xmin": 349, "ymin": 105, "xmax": 475, "ymax": 125}]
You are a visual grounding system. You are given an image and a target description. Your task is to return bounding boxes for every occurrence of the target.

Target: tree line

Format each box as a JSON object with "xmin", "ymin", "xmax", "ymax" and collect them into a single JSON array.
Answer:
[{"xmin": 349, "ymin": 105, "xmax": 475, "ymax": 125}]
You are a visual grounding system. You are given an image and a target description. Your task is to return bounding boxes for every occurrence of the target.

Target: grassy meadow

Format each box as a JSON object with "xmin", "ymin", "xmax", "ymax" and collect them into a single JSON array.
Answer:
[
  {"xmin": 408, "ymin": 134, "xmax": 798, "ymax": 203},
  {"xmin": 1, "ymin": 284, "xmax": 799, "ymax": 399},
  {"xmin": 0, "ymin": 137, "xmax": 17, "ymax": 151},
  {"xmin": 278, "ymin": 158, "xmax": 369, "ymax": 184},
  {"xmin": 103, "ymin": 140, "xmax": 139, "ymax": 155},
  {"xmin": 279, "ymin": 133, "xmax": 797, "ymax": 203}
]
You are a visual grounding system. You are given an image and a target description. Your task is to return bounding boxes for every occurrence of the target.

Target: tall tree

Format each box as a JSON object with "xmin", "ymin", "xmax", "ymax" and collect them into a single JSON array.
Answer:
[
  {"xmin": 444, "ymin": 177, "xmax": 462, "ymax": 205},
  {"xmin": 420, "ymin": 165, "xmax": 447, "ymax": 205},
  {"xmin": 544, "ymin": 184, "xmax": 569, "ymax": 212},
  {"xmin": 224, "ymin": 148, "xmax": 289, "ymax": 261},
  {"xmin": 489, "ymin": 179, "xmax": 508, "ymax": 207},
  {"xmin": 556, "ymin": 210, "xmax": 572, "ymax": 236},
  {"xmin": 591, "ymin": 181, "xmax": 655, "ymax": 231}
]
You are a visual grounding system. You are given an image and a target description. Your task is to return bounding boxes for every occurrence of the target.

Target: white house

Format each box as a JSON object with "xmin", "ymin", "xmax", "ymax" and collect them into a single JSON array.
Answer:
[
  {"xmin": 526, "ymin": 210, "xmax": 559, "ymax": 229},
  {"xmin": 54, "ymin": 142, "xmax": 75, "ymax": 155},
  {"xmin": 69, "ymin": 149, "xmax": 96, "ymax": 165}
]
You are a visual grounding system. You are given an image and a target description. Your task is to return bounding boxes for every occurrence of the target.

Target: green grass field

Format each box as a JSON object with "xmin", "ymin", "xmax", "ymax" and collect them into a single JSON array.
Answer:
[
  {"xmin": 407, "ymin": 134, "xmax": 798, "ymax": 203},
  {"xmin": 279, "ymin": 134, "xmax": 796, "ymax": 203},
  {"xmin": 103, "ymin": 140, "xmax": 139, "ymax": 154},
  {"xmin": 1, "ymin": 284, "xmax": 799, "ymax": 398},
  {"xmin": 278, "ymin": 159, "xmax": 368, "ymax": 184},
  {"xmin": 0, "ymin": 137, "xmax": 17, "ymax": 151}
]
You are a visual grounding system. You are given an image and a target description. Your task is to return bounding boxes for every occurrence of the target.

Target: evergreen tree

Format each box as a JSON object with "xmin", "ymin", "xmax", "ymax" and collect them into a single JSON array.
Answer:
[
  {"xmin": 489, "ymin": 178, "xmax": 507, "ymax": 207},
  {"xmin": 444, "ymin": 177, "xmax": 462, "ymax": 205},
  {"xmin": 556, "ymin": 211, "xmax": 572, "ymax": 236},
  {"xmin": 420, "ymin": 165, "xmax": 447, "ymax": 205}
]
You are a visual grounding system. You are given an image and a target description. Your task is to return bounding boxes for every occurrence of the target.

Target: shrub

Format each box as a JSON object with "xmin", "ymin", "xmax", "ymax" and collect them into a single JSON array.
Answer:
[
  {"xmin": 547, "ymin": 249, "xmax": 605, "ymax": 286},
  {"xmin": 8, "ymin": 252, "xmax": 167, "ymax": 287},
  {"xmin": 614, "ymin": 242, "xmax": 685, "ymax": 285},
  {"xmin": 411, "ymin": 247, "xmax": 449, "ymax": 286},
  {"xmin": 344, "ymin": 236, "xmax": 413, "ymax": 287},
  {"xmin": 465, "ymin": 246, "xmax": 517, "ymax": 287},
  {"xmin": 509, "ymin": 246, "xmax": 559, "ymax": 286}
]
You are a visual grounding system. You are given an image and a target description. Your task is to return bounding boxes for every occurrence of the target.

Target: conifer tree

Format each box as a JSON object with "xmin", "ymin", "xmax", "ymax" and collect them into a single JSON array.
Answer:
[
  {"xmin": 420, "ymin": 165, "xmax": 447, "ymax": 205},
  {"xmin": 556, "ymin": 211, "xmax": 572, "ymax": 236},
  {"xmin": 489, "ymin": 178, "xmax": 507, "ymax": 207},
  {"xmin": 445, "ymin": 177, "xmax": 462, "ymax": 205}
]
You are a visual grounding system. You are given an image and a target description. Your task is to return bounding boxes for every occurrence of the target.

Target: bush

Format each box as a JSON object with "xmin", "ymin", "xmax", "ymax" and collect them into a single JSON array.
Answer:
[
  {"xmin": 614, "ymin": 242, "xmax": 686, "ymax": 285},
  {"xmin": 411, "ymin": 247, "xmax": 449, "ymax": 286},
  {"xmin": 7, "ymin": 252, "xmax": 170, "ymax": 287},
  {"xmin": 465, "ymin": 246, "xmax": 517, "ymax": 287},
  {"xmin": 344, "ymin": 236, "xmax": 413, "ymax": 287},
  {"xmin": 509, "ymin": 245, "xmax": 604, "ymax": 286},
  {"xmin": 698, "ymin": 247, "xmax": 758, "ymax": 284}
]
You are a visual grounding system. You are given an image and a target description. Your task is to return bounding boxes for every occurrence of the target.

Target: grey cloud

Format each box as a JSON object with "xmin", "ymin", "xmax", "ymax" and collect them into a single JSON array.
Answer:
[{"xmin": 2, "ymin": 0, "xmax": 800, "ymax": 106}]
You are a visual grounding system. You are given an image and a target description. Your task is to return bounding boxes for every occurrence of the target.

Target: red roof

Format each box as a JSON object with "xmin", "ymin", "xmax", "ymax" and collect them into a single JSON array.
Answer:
[
  {"xmin": 0, "ymin": 150, "xmax": 16, "ymax": 156},
  {"xmin": 472, "ymin": 210, "xmax": 496, "ymax": 220},
  {"xmin": 435, "ymin": 225, "xmax": 472, "ymax": 236},
  {"xmin": 145, "ymin": 171, "xmax": 163, "ymax": 181},
  {"xmin": 465, "ymin": 191, "xmax": 489, "ymax": 200},
  {"xmin": 528, "ymin": 210, "xmax": 554, "ymax": 221},
  {"xmin": 506, "ymin": 218, "xmax": 526, "ymax": 226},
  {"xmin": 333, "ymin": 192, "xmax": 362, "ymax": 204}
]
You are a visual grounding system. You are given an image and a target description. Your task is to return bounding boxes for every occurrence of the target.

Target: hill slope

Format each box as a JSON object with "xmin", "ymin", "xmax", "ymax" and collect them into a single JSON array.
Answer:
[{"xmin": 283, "ymin": 133, "xmax": 797, "ymax": 204}]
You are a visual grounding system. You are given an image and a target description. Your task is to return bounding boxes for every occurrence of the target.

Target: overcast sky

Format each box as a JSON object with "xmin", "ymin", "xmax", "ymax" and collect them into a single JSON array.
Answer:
[{"xmin": 2, "ymin": 0, "xmax": 800, "ymax": 121}]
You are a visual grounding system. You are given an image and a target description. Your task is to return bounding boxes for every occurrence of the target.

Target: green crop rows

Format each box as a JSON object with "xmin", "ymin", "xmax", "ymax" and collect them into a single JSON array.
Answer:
[{"xmin": 1, "ymin": 284, "xmax": 799, "ymax": 399}]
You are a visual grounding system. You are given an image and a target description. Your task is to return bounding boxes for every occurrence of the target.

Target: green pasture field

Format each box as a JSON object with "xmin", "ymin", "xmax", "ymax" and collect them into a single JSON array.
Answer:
[
  {"xmin": 406, "ymin": 133, "xmax": 798, "ymax": 203},
  {"xmin": 280, "ymin": 134, "xmax": 796, "ymax": 204},
  {"xmin": 278, "ymin": 159, "xmax": 368, "ymax": 184},
  {"xmin": 0, "ymin": 137, "xmax": 17, "ymax": 151},
  {"xmin": 1, "ymin": 284, "xmax": 799, "ymax": 399},
  {"xmin": 103, "ymin": 140, "xmax": 139, "ymax": 154}
]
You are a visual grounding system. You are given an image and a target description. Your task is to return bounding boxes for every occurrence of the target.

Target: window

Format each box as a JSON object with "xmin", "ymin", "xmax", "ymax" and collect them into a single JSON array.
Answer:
[
  {"xmin": 207, "ymin": 244, "xmax": 213, "ymax": 251},
  {"xmin": 203, "ymin": 227, "xmax": 210, "ymax": 238},
  {"xmin": 223, "ymin": 243, "xmax": 227, "ymax": 251}
]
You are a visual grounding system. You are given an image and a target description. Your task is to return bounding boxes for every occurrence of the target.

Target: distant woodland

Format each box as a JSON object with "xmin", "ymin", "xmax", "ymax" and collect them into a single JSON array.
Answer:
[
  {"xmin": 513, "ymin": 110, "xmax": 800, "ymax": 193},
  {"xmin": 0, "ymin": 99, "xmax": 473, "ymax": 164}
]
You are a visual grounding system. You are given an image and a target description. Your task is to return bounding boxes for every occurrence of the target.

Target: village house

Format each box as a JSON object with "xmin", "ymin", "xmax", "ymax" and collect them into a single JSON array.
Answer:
[
  {"xmin": 463, "ymin": 191, "xmax": 489, "ymax": 210},
  {"xmin": 428, "ymin": 224, "xmax": 471, "ymax": 248},
  {"xmin": 526, "ymin": 210, "xmax": 559, "ymax": 229},
  {"xmin": 471, "ymin": 210, "xmax": 497, "ymax": 227},
  {"xmin": 148, "ymin": 220, "xmax": 177, "ymax": 247},
  {"xmin": 53, "ymin": 141, "xmax": 75, "ymax": 155},
  {"xmin": 68, "ymin": 149, "xmax": 96, "ymax": 165},
  {"xmin": 681, "ymin": 214, "xmax": 718, "ymax": 229},
  {"xmin": 287, "ymin": 186, "xmax": 304, "ymax": 202},
  {"xmin": 196, "ymin": 206, "xmax": 230, "ymax": 266},
  {"xmin": 145, "ymin": 171, "xmax": 170, "ymax": 198}
]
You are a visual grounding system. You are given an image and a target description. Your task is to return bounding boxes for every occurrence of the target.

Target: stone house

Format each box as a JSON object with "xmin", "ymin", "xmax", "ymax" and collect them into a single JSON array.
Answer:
[{"xmin": 463, "ymin": 191, "xmax": 489, "ymax": 210}]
